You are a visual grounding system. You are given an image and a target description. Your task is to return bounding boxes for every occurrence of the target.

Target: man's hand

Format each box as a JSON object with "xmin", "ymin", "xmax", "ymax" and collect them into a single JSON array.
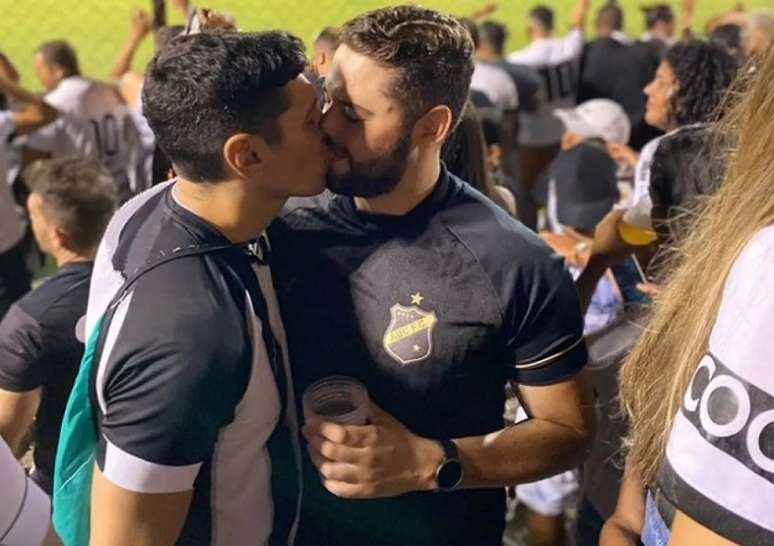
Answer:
[
  {"xmin": 129, "ymin": 9, "xmax": 153, "ymax": 43},
  {"xmin": 302, "ymin": 401, "xmax": 443, "ymax": 499},
  {"xmin": 196, "ymin": 8, "xmax": 237, "ymax": 32},
  {"xmin": 607, "ymin": 142, "xmax": 640, "ymax": 167},
  {"xmin": 170, "ymin": 0, "xmax": 192, "ymax": 18}
]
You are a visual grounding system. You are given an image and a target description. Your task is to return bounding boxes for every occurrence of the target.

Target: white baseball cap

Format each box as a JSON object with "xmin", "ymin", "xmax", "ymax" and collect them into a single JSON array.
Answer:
[{"xmin": 554, "ymin": 99, "xmax": 632, "ymax": 145}]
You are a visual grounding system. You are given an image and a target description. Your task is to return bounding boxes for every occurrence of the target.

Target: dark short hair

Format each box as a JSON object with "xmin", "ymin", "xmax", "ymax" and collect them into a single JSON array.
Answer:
[
  {"xmin": 479, "ymin": 21, "xmax": 508, "ymax": 55},
  {"xmin": 597, "ymin": 1, "xmax": 624, "ymax": 31},
  {"xmin": 25, "ymin": 157, "xmax": 117, "ymax": 252},
  {"xmin": 665, "ymin": 40, "xmax": 738, "ymax": 126},
  {"xmin": 643, "ymin": 4, "xmax": 674, "ymax": 29},
  {"xmin": 142, "ymin": 31, "xmax": 307, "ymax": 182},
  {"xmin": 340, "ymin": 6, "xmax": 474, "ymax": 130},
  {"xmin": 36, "ymin": 40, "xmax": 80, "ymax": 77},
  {"xmin": 710, "ymin": 24, "xmax": 744, "ymax": 59},
  {"xmin": 529, "ymin": 6, "xmax": 555, "ymax": 33},
  {"xmin": 316, "ymin": 27, "xmax": 341, "ymax": 49}
]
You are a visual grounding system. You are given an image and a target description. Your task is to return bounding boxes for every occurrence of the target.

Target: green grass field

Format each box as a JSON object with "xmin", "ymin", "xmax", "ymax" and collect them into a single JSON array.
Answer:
[{"xmin": 2, "ymin": 0, "xmax": 769, "ymax": 90}]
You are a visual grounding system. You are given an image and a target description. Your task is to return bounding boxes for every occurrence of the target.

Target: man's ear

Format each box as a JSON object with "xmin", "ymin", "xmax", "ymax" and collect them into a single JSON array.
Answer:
[
  {"xmin": 51, "ymin": 226, "xmax": 71, "ymax": 254},
  {"xmin": 223, "ymin": 133, "xmax": 264, "ymax": 179},
  {"xmin": 412, "ymin": 106, "xmax": 454, "ymax": 149}
]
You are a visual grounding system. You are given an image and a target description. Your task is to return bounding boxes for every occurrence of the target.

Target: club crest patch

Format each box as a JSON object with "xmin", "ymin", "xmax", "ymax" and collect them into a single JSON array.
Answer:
[{"xmin": 382, "ymin": 293, "xmax": 437, "ymax": 365}]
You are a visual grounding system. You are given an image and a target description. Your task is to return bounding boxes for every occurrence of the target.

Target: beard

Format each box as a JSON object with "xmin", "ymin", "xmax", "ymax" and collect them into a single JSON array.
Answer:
[{"xmin": 325, "ymin": 129, "xmax": 413, "ymax": 198}]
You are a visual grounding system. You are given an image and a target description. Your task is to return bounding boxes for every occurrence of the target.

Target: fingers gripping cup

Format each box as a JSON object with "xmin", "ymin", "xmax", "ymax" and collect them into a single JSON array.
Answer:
[{"xmin": 303, "ymin": 376, "xmax": 369, "ymax": 426}]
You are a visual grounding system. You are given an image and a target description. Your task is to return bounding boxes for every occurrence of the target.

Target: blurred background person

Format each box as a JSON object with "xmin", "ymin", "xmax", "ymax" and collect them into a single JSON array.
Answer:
[
  {"xmin": 442, "ymin": 100, "xmax": 517, "ymax": 216},
  {"xmin": 0, "ymin": 157, "xmax": 117, "ymax": 495},
  {"xmin": 579, "ymin": 0, "xmax": 662, "ymax": 150},
  {"xmin": 0, "ymin": 74, "xmax": 58, "ymax": 321},
  {"xmin": 608, "ymin": 40, "xmax": 738, "ymax": 216},
  {"xmin": 602, "ymin": 43, "xmax": 774, "ymax": 546},
  {"xmin": 746, "ymin": 9, "xmax": 774, "ymax": 57},
  {"xmin": 0, "ymin": 437, "xmax": 61, "ymax": 546},
  {"xmin": 312, "ymin": 26, "xmax": 341, "ymax": 78},
  {"xmin": 26, "ymin": 40, "xmax": 141, "ymax": 203},
  {"xmin": 640, "ymin": 4, "xmax": 676, "ymax": 58},
  {"xmin": 506, "ymin": 0, "xmax": 590, "ymax": 231}
]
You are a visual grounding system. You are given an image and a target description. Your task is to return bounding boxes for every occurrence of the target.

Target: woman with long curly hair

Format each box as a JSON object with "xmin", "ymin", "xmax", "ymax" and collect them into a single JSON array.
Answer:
[
  {"xmin": 608, "ymin": 40, "xmax": 738, "ymax": 206},
  {"xmin": 602, "ymin": 44, "xmax": 774, "ymax": 546}
]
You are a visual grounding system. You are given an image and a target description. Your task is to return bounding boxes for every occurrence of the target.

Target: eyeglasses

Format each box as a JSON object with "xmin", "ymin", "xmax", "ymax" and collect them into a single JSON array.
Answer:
[{"xmin": 313, "ymin": 75, "xmax": 334, "ymax": 114}]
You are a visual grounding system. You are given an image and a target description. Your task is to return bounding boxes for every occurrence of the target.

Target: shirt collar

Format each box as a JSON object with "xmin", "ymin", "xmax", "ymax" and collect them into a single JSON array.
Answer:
[{"xmin": 335, "ymin": 164, "xmax": 453, "ymax": 233}]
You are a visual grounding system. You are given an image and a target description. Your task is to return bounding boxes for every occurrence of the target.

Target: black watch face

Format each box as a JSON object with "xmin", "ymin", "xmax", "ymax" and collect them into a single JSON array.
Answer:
[{"xmin": 437, "ymin": 459, "xmax": 463, "ymax": 490}]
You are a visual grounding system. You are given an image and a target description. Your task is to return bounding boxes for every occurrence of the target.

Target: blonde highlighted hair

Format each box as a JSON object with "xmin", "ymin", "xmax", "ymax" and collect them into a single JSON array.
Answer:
[{"xmin": 619, "ymin": 45, "xmax": 774, "ymax": 485}]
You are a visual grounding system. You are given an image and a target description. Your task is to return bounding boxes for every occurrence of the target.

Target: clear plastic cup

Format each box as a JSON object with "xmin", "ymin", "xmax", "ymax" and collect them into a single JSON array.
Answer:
[
  {"xmin": 302, "ymin": 376, "xmax": 369, "ymax": 425},
  {"xmin": 619, "ymin": 196, "xmax": 658, "ymax": 246}
]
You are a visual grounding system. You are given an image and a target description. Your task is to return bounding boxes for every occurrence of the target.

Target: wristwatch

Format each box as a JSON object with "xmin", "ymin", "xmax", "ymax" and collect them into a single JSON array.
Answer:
[{"xmin": 435, "ymin": 439, "xmax": 463, "ymax": 492}]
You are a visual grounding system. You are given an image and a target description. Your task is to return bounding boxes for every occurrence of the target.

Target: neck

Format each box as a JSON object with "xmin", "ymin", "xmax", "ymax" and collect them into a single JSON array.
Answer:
[
  {"xmin": 597, "ymin": 26, "xmax": 613, "ymax": 37},
  {"xmin": 54, "ymin": 248, "xmax": 94, "ymax": 268},
  {"xmin": 476, "ymin": 48, "xmax": 501, "ymax": 62},
  {"xmin": 354, "ymin": 153, "xmax": 441, "ymax": 216},
  {"xmin": 174, "ymin": 176, "xmax": 286, "ymax": 243},
  {"xmin": 533, "ymin": 30, "xmax": 550, "ymax": 41}
]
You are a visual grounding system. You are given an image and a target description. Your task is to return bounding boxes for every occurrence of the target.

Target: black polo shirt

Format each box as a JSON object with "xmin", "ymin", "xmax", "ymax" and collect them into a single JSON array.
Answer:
[
  {"xmin": 0, "ymin": 261, "xmax": 92, "ymax": 493},
  {"xmin": 270, "ymin": 168, "xmax": 587, "ymax": 546}
]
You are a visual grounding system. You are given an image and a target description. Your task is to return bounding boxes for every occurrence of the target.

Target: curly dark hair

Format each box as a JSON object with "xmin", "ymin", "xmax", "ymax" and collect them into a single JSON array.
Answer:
[{"xmin": 665, "ymin": 40, "xmax": 738, "ymax": 127}]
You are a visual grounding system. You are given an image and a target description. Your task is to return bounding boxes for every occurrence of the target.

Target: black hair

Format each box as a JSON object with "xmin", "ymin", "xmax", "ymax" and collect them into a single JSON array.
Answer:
[
  {"xmin": 442, "ymin": 102, "xmax": 509, "ymax": 211},
  {"xmin": 36, "ymin": 40, "xmax": 80, "ymax": 77},
  {"xmin": 529, "ymin": 6, "xmax": 555, "ymax": 33},
  {"xmin": 597, "ymin": 1, "xmax": 624, "ymax": 31},
  {"xmin": 665, "ymin": 40, "xmax": 738, "ymax": 127},
  {"xmin": 649, "ymin": 124, "xmax": 724, "ymax": 244},
  {"xmin": 643, "ymin": 4, "xmax": 674, "ymax": 29},
  {"xmin": 710, "ymin": 24, "xmax": 744, "ymax": 60},
  {"xmin": 478, "ymin": 21, "xmax": 508, "ymax": 55},
  {"xmin": 142, "ymin": 31, "xmax": 307, "ymax": 183}
]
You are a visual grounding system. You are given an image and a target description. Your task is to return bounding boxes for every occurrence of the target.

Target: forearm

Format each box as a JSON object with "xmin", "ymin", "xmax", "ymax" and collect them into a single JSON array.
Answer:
[
  {"xmin": 0, "ymin": 389, "xmax": 40, "ymax": 456},
  {"xmin": 571, "ymin": 0, "xmax": 591, "ymax": 29},
  {"xmin": 453, "ymin": 413, "xmax": 592, "ymax": 489},
  {"xmin": 576, "ymin": 253, "xmax": 612, "ymax": 315},
  {"xmin": 600, "ymin": 517, "xmax": 641, "ymax": 546},
  {"xmin": 0, "ymin": 76, "xmax": 57, "ymax": 134},
  {"xmin": 0, "ymin": 76, "xmax": 56, "ymax": 130},
  {"xmin": 111, "ymin": 35, "xmax": 143, "ymax": 80}
]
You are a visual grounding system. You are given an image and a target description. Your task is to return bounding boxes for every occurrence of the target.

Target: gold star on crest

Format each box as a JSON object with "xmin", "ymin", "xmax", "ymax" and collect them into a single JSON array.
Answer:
[{"xmin": 410, "ymin": 292, "xmax": 424, "ymax": 306}]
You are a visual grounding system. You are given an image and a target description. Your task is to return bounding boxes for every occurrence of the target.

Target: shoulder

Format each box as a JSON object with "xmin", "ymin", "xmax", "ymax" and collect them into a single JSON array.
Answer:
[
  {"xmin": 13, "ymin": 267, "xmax": 88, "ymax": 326},
  {"xmin": 439, "ymin": 176, "xmax": 561, "ymax": 279}
]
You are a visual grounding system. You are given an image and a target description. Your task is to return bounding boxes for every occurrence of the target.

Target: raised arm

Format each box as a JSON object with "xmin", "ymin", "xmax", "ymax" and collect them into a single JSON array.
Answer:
[
  {"xmin": 0, "ymin": 75, "xmax": 57, "ymax": 134},
  {"xmin": 111, "ymin": 8, "xmax": 153, "ymax": 80},
  {"xmin": 571, "ymin": 0, "xmax": 591, "ymax": 30}
]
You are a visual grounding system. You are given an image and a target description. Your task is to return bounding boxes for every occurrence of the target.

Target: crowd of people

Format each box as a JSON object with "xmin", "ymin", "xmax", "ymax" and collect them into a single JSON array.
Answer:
[{"xmin": 0, "ymin": 1, "xmax": 772, "ymax": 545}]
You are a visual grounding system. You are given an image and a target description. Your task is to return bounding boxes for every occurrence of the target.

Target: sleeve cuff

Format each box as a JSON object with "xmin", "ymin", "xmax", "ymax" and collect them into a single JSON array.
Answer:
[
  {"xmin": 99, "ymin": 437, "xmax": 201, "ymax": 494},
  {"xmin": 508, "ymin": 337, "xmax": 588, "ymax": 386}
]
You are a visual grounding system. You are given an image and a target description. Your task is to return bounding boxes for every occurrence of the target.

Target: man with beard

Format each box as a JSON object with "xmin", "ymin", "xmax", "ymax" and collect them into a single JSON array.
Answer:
[{"xmin": 269, "ymin": 6, "xmax": 595, "ymax": 546}]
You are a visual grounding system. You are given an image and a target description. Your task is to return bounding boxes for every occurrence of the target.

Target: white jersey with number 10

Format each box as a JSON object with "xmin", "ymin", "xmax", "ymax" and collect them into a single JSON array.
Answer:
[
  {"xmin": 27, "ymin": 76, "xmax": 141, "ymax": 202},
  {"xmin": 508, "ymin": 29, "xmax": 584, "ymax": 146}
]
